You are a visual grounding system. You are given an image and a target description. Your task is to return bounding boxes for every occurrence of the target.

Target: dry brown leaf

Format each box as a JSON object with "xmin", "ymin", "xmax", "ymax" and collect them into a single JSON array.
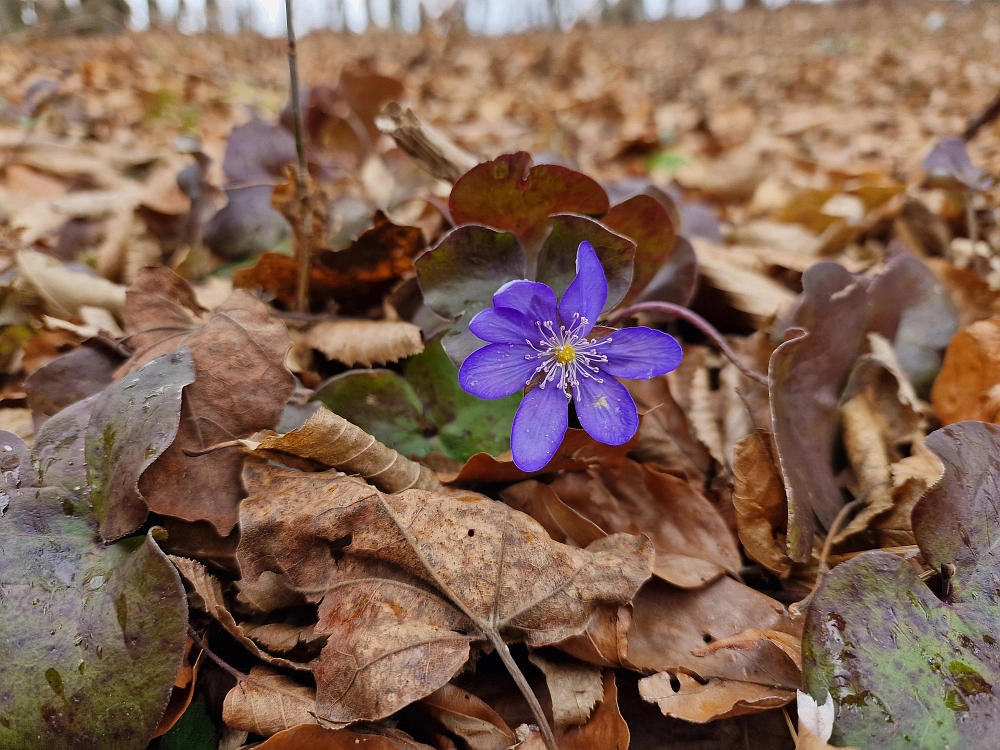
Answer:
[
  {"xmin": 170, "ymin": 556, "xmax": 312, "ymax": 672},
  {"xmin": 626, "ymin": 577, "xmax": 800, "ymax": 685},
  {"xmin": 303, "ymin": 319, "xmax": 424, "ymax": 367},
  {"xmin": 240, "ymin": 622, "xmax": 326, "ymax": 656},
  {"xmin": 417, "ymin": 682, "xmax": 516, "ymax": 750},
  {"xmin": 152, "ymin": 637, "xmax": 203, "ymax": 738},
  {"xmin": 513, "ymin": 671, "xmax": 628, "ymax": 750},
  {"xmin": 247, "ymin": 405, "xmax": 441, "ymax": 493},
  {"xmin": 255, "ymin": 724, "xmax": 436, "ymax": 749},
  {"xmin": 527, "ymin": 651, "xmax": 603, "ymax": 731},
  {"xmin": 637, "ymin": 672, "xmax": 794, "ymax": 723},
  {"xmin": 238, "ymin": 462, "xmax": 654, "ymax": 725},
  {"xmin": 16, "ymin": 249, "xmax": 126, "ymax": 319},
  {"xmin": 501, "ymin": 480, "xmax": 606, "ymax": 550},
  {"xmin": 120, "ymin": 267, "xmax": 295, "ymax": 534},
  {"xmin": 553, "ymin": 604, "xmax": 632, "ymax": 669},
  {"xmin": 222, "ymin": 666, "xmax": 324, "ymax": 737},
  {"xmin": 931, "ymin": 315, "xmax": 1000, "ymax": 424},
  {"xmin": 549, "ymin": 459, "xmax": 741, "ymax": 580}
]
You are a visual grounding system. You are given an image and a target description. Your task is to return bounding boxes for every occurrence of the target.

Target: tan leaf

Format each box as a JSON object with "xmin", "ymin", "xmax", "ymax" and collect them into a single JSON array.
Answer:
[
  {"xmin": 222, "ymin": 666, "xmax": 324, "ymax": 737},
  {"xmin": 527, "ymin": 651, "xmax": 603, "ymax": 731},
  {"xmin": 625, "ymin": 578, "xmax": 801, "ymax": 687},
  {"xmin": 120, "ymin": 267, "xmax": 295, "ymax": 534},
  {"xmin": 637, "ymin": 672, "xmax": 794, "ymax": 723},
  {"xmin": 555, "ymin": 604, "xmax": 631, "ymax": 669},
  {"xmin": 247, "ymin": 405, "xmax": 441, "ymax": 493},
  {"xmin": 418, "ymin": 682, "xmax": 516, "ymax": 750},
  {"xmin": 240, "ymin": 622, "xmax": 326, "ymax": 656},
  {"xmin": 170, "ymin": 556, "xmax": 312, "ymax": 672},
  {"xmin": 255, "ymin": 724, "xmax": 436, "ymax": 749},
  {"xmin": 16, "ymin": 249, "xmax": 126, "ymax": 319},
  {"xmin": 238, "ymin": 462, "xmax": 654, "ymax": 725},
  {"xmin": 512, "ymin": 672, "xmax": 629, "ymax": 750},
  {"xmin": 931, "ymin": 315, "xmax": 1000, "ymax": 424},
  {"xmin": 549, "ymin": 459, "xmax": 740, "ymax": 580},
  {"xmin": 303, "ymin": 319, "xmax": 423, "ymax": 367}
]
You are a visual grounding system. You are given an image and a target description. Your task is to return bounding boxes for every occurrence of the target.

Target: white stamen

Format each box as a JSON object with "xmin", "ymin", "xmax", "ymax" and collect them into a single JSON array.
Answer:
[{"xmin": 523, "ymin": 314, "xmax": 609, "ymax": 400}]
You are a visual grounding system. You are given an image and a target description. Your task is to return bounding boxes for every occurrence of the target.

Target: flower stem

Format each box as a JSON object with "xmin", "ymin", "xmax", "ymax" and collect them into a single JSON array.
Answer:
[
  {"xmin": 488, "ymin": 631, "xmax": 557, "ymax": 750},
  {"xmin": 610, "ymin": 301, "xmax": 769, "ymax": 386}
]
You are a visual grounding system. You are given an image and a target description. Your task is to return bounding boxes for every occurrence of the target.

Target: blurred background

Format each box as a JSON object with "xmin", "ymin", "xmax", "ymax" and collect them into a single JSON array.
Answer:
[{"xmin": 0, "ymin": 0, "xmax": 981, "ymax": 36}]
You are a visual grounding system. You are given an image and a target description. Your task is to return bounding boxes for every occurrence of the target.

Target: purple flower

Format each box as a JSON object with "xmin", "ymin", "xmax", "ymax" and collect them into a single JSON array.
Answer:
[{"xmin": 459, "ymin": 241, "xmax": 683, "ymax": 472}]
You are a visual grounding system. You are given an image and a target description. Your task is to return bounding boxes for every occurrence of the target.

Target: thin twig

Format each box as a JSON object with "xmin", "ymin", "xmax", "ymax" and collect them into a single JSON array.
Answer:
[
  {"xmin": 816, "ymin": 497, "xmax": 865, "ymax": 582},
  {"xmin": 490, "ymin": 635, "xmax": 557, "ymax": 750},
  {"xmin": 188, "ymin": 625, "xmax": 249, "ymax": 684},
  {"xmin": 609, "ymin": 301, "xmax": 769, "ymax": 385},
  {"xmin": 285, "ymin": 0, "xmax": 314, "ymax": 315}
]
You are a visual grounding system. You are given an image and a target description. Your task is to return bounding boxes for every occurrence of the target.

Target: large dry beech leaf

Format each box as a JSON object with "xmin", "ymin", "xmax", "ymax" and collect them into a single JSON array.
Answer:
[
  {"xmin": 237, "ymin": 461, "xmax": 653, "ymax": 727},
  {"xmin": 119, "ymin": 267, "xmax": 294, "ymax": 534},
  {"xmin": 0, "ymin": 420, "xmax": 188, "ymax": 750}
]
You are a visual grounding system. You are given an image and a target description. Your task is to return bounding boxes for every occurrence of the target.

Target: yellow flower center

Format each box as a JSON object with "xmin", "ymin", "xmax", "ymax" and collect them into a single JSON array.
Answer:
[{"xmin": 554, "ymin": 344, "xmax": 576, "ymax": 365}]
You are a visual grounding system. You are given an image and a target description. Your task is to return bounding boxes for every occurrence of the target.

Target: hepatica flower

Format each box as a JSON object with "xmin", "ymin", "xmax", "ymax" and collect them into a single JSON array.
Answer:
[{"xmin": 459, "ymin": 241, "xmax": 683, "ymax": 472}]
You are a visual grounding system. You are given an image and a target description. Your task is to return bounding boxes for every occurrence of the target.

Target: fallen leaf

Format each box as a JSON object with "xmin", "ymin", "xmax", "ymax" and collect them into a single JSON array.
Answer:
[
  {"xmin": 120, "ymin": 267, "xmax": 295, "ymax": 534},
  {"xmin": 24, "ymin": 345, "xmax": 122, "ymax": 427},
  {"xmin": 549, "ymin": 459, "xmax": 740, "ymax": 580},
  {"xmin": 237, "ymin": 462, "xmax": 653, "ymax": 724},
  {"xmin": 0, "ymin": 424, "xmax": 188, "ymax": 750},
  {"xmin": 256, "ymin": 724, "xmax": 435, "ymax": 749},
  {"xmin": 86, "ymin": 349, "xmax": 194, "ymax": 540},
  {"xmin": 803, "ymin": 422, "xmax": 1000, "ymax": 749},
  {"xmin": 303, "ymin": 319, "xmax": 424, "ymax": 367},
  {"xmin": 222, "ymin": 666, "xmax": 322, "ymax": 737},
  {"xmin": 416, "ymin": 682, "xmax": 516, "ymax": 750},
  {"xmin": 247, "ymin": 405, "xmax": 442, "ymax": 493},
  {"xmin": 171, "ymin": 556, "xmax": 313, "ymax": 671},
  {"xmin": 931, "ymin": 315, "xmax": 1000, "ymax": 424},
  {"xmin": 638, "ymin": 672, "xmax": 794, "ymax": 723},
  {"xmin": 16, "ymin": 248, "xmax": 126, "ymax": 319},
  {"xmin": 528, "ymin": 651, "xmax": 603, "ymax": 730}
]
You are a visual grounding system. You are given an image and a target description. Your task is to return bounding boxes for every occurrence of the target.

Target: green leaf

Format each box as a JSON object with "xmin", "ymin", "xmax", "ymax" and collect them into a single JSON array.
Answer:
[
  {"xmin": 86, "ymin": 348, "xmax": 196, "ymax": 541},
  {"xmin": 535, "ymin": 214, "xmax": 635, "ymax": 311},
  {"xmin": 803, "ymin": 421, "xmax": 1000, "ymax": 749},
  {"xmin": 0, "ymin": 418, "xmax": 188, "ymax": 749},
  {"xmin": 449, "ymin": 152, "xmax": 609, "ymax": 250},
  {"xmin": 415, "ymin": 224, "xmax": 525, "ymax": 366},
  {"xmin": 160, "ymin": 702, "xmax": 217, "ymax": 750},
  {"xmin": 312, "ymin": 339, "xmax": 521, "ymax": 462}
]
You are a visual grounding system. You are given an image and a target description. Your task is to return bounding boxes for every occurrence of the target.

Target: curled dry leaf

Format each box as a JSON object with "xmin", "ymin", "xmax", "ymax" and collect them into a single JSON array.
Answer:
[
  {"xmin": 237, "ymin": 462, "xmax": 653, "ymax": 725},
  {"xmin": 170, "ymin": 556, "xmax": 313, "ymax": 672},
  {"xmin": 528, "ymin": 651, "xmax": 604, "ymax": 730},
  {"xmin": 302, "ymin": 319, "xmax": 424, "ymax": 367},
  {"xmin": 638, "ymin": 672, "xmax": 793, "ymax": 724},
  {"xmin": 222, "ymin": 666, "xmax": 323, "ymax": 737},
  {"xmin": 16, "ymin": 249, "xmax": 127, "ymax": 320},
  {"xmin": 416, "ymin": 682, "xmax": 516, "ymax": 750},
  {"xmin": 512, "ymin": 671, "xmax": 628, "ymax": 750},
  {"xmin": 120, "ymin": 267, "xmax": 295, "ymax": 534},
  {"xmin": 247, "ymin": 405, "xmax": 441, "ymax": 492}
]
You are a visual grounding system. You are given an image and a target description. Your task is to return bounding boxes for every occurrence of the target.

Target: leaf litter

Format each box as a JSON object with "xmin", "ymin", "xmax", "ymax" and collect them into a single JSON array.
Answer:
[{"xmin": 4, "ymin": 2, "xmax": 1000, "ymax": 748}]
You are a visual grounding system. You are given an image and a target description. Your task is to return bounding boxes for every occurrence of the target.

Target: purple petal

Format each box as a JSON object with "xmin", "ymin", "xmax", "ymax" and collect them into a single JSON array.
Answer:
[
  {"xmin": 493, "ymin": 279, "xmax": 559, "ymax": 324},
  {"xmin": 459, "ymin": 343, "xmax": 539, "ymax": 399},
  {"xmin": 559, "ymin": 241, "xmax": 608, "ymax": 336},
  {"xmin": 511, "ymin": 383, "xmax": 570, "ymax": 472},
  {"xmin": 469, "ymin": 306, "xmax": 541, "ymax": 345},
  {"xmin": 594, "ymin": 327, "xmax": 683, "ymax": 380},
  {"xmin": 574, "ymin": 373, "xmax": 638, "ymax": 446}
]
